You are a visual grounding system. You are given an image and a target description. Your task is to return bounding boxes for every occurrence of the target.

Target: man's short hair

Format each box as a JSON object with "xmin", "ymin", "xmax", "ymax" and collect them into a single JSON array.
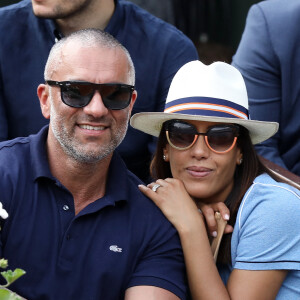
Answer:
[{"xmin": 44, "ymin": 28, "xmax": 135, "ymax": 84}]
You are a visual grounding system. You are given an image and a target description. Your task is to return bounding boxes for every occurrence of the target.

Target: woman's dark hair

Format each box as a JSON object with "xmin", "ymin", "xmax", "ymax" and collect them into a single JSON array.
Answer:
[
  {"xmin": 150, "ymin": 121, "xmax": 284, "ymax": 264},
  {"xmin": 150, "ymin": 125, "xmax": 172, "ymax": 180}
]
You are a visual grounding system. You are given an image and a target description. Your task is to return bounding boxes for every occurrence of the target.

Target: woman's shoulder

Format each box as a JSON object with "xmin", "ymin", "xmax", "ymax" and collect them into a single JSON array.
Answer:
[
  {"xmin": 237, "ymin": 173, "xmax": 300, "ymax": 227},
  {"xmin": 248, "ymin": 173, "xmax": 300, "ymax": 202},
  {"xmin": 232, "ymin": 173, "xmax": 300, "ymax": 277}
]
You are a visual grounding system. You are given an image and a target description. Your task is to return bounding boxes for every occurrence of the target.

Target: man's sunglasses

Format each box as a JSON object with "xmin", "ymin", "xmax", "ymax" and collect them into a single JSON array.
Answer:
[
  {"xmin": 164, "ymin": 120, "xmax": 240, "ymax": 153},
  {"xmin": 46, "ymin": 80, "xmax": 135, "ymax": 110}
]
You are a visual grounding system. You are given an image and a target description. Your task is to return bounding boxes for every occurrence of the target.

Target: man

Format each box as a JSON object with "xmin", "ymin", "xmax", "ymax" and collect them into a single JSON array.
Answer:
[
  {"xmin": 232, "ymin": 0, "xmax": 300, "ymax": 176},
  {"xmin": 0, "ymin": 0, "xmax": 198, "ymax": 182},
  {"xmin": 0, "ymin": 29, "xmax": 187, "ymax": 300}
]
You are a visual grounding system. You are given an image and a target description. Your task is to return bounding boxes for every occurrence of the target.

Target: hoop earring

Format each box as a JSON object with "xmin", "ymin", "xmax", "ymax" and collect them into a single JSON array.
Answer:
[{"xmin": 239, "ymin": 158, "xmax": 243, "ymax": 164}]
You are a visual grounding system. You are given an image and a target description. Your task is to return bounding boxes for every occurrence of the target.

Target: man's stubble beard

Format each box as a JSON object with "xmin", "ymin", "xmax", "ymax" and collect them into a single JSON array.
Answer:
[
  {"xmin": 49, "ymin": 99, "xmax": 129, "ymax": 164},
  {"xmin": 32, "ymin": 0, "xmax": 94, "ymax": 20}
]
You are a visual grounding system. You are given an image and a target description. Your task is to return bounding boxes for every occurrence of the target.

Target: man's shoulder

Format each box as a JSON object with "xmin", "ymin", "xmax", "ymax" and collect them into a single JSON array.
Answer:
[
  {"xmin": 0, "ymin": 137, "xmax": 33, "ymax": 187},
  {"xmin": 124, "ymin": 170, "xmax": 151, "ymax": 203},
  {"xmin": 243, "ymin": 173, "xmax": 300, "ymax": 212},
  {"xmin": 118, "ymin": 0, "xmax": 192, "ymax": 42},
  {"xmin": 254, "ymin": 0, "xmax": 300, "ymax": 21},
  {"xmin": 123, "ymin": 170, "xmax": 168, "ymax": 218},
  {"xmin": 0, "ymin": 137, "xmax": 31, "ymax": 161},
  {"xmin": 0, "ymin": 0, "xmax": 32, "ymax": 17},
  {"xmin": 0, "ymin": 0, "xmax": 38, "ymax": 38},
  {"xmin": 0, "ymin": 136, "xmax": 30, "ymax": 150}
]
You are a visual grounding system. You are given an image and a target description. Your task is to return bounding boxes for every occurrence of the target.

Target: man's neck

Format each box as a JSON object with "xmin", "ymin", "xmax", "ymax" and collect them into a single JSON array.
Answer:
[
  {"xmin": 56, "ymin": 0, "xmax": 115, "ymax": 36},
  {"xmin": 46, "ymin": 131, "xmax": 112, "ymax": 214}
]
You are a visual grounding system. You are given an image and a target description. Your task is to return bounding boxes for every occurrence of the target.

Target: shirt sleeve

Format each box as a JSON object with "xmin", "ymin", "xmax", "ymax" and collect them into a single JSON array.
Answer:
[
  {"xmin": 232, "ymin": 4, "xmax": 285, "ymax": 168},
  {"xmin": 233, "ymin": 182, "xmax": 300, "ymax": 271},
  {"xmin": 127, "ymin": 216, "xmax": 188, "ymax": 299}
]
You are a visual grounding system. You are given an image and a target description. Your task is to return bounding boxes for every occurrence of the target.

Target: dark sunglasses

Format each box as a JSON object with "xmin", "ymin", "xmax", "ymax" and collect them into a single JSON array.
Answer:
[
  {"xmin": 46, "ymin": 80, "xmax": 135, "ymax": 110},
  {"xmin": 164, "ymin": 120, "xmax": 240, "ymax": 153}
]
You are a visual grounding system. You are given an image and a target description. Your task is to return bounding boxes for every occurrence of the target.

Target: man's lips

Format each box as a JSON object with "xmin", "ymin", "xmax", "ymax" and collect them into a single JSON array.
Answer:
[
  {"xmin": 78, "ymin": 124, "xmax": 107, "ymax": 131},
  {"xmin": 77, "ymin": 124, "xmax": 110, "ymax": 137}
]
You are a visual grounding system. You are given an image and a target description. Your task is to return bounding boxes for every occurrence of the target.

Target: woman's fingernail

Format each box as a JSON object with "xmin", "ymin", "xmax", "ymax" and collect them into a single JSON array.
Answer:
[
  {"xmin": 224, "ymin": 214, "xmax": 230, "ymax": 220},
  {"xmin": 212, "ymin": 231, "xmax": 217, "ymax": 237}
]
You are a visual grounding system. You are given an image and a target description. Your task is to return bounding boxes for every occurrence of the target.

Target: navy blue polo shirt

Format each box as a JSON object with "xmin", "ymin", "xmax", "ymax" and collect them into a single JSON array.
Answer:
[
  {"xmin": 0, "ymin": 126, "xmax": 187, "ymax": 300},
  {"xmin": 0, "ymin": 0, "xmax": 198, "ymax": 182}
]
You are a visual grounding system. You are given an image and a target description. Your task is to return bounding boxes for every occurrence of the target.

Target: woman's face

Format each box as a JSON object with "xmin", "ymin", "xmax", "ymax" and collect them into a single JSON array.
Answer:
[{"xmin": 163, "ymin": 120, "xmax": 242, "ymax": 204}]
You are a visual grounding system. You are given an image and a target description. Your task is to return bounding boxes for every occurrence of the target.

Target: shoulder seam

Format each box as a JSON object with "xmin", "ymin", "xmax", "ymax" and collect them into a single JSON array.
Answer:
[
  {"xmin": 238, "ymin": 181, "xmax": 300, "ymax": 230},
  {"xmin": 0, "ymin": 139, "xmax": 29, "ymax": 151}
]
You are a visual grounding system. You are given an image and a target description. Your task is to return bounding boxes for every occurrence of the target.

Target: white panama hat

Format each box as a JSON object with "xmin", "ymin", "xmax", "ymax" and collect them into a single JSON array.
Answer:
[{"xmin": 130, "ymin": 60, "xmax": 278, "ymax": 145}]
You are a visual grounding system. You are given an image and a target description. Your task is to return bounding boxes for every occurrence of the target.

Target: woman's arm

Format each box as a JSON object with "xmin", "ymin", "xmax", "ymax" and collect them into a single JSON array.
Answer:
[
  {"xmin": 139, "ymin": 178, "xmax": 230, "ymax": 299},
  {"xmin": 139, "ymin": 179, "xmax": 287, "ymax": 300},
  {"xmin": 227, "ymin": 269, "xmax": 287, "ymax": 300}
]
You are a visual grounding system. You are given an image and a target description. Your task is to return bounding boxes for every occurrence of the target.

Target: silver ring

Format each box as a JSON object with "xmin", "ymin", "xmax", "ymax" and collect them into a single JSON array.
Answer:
[{"xmin": 152, "ymin": 184, "xmax": 161, "ymax": 192}]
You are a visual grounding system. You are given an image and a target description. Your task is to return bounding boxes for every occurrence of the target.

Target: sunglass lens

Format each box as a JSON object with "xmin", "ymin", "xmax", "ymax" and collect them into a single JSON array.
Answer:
[
  {"xmin": 207, "ymin": 126, "xmax": 236, "ymax": 152},
  {"xmin": 101, "ymin": 85, "xmax": 132, "ymax": 110},
  {"xmin": 62, "ymin": 84, "xmax": 93, "ymax": 107},
  {"xmin": 60, "ymin": 83, "xmax": 132, "ymax": 109},
  {"xmin": 168, "ymin": 122, "xmax": 196, "ymax": 149}
]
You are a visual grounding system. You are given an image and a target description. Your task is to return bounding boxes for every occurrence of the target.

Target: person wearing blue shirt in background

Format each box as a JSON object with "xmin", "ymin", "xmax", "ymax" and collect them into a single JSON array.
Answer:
[
  {"xmin": 232, "ymin": 0, "xmax": 300, "ymax": 176},
  {"xmin": 0, "ymin": 29, "xmax": 188, "ymax": 300},
  {"xmin": 0, "ymin": 0, "xmax": 198, "ymax": 182}
]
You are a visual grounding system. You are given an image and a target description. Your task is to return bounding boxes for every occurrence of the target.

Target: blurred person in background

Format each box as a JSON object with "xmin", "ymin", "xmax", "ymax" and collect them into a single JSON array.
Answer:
[
  {"xmin": 232, "ymin": 0, "xmax": 300, "ymax": 176},
  {"xmin": 0, "ymin": 0, "xmax": 198, "ymax": 182}
]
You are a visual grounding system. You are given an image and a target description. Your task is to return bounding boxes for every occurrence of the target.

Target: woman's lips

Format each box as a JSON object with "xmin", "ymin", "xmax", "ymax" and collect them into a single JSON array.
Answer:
[{"xmin": 186, "ymin": 166, "xmax": 212, "ymax": 178}]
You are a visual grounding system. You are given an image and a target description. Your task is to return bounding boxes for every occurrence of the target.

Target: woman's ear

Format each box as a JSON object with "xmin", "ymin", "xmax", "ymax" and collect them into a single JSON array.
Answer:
[{"xmin": 37, "ymin": 84, "xmax": 51, "ymax": 119}]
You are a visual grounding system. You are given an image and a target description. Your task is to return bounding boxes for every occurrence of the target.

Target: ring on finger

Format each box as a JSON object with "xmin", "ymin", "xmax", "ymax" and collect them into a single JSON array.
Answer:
[{"xmin": 152, "ymin": 183, "xmax": 161, "ymax": 192}]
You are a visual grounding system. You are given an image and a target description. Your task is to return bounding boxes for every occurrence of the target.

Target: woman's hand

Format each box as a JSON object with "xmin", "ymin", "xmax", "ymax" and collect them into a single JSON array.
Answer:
[
  {"xmin": 139, "ymin": 178, "xmax": 233, "ymax": 238},
  {"xmin": 198, "ymin": 202, "xmax": 233, "ymax": 237},
  {"xmin": 139, "ymin": 178, "xmax": 204, "ymax": 234}
]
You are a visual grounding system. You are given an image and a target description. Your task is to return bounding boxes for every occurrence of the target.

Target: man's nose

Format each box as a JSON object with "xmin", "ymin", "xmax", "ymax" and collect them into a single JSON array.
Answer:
[{"xmin": 82, "ymin": 90, "xmax": 109, "ymax": 117}]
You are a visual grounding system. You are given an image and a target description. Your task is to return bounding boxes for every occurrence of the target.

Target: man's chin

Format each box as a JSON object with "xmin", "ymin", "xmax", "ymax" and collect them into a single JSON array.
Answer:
[
  {"xmin": 32, "ymin": 9, "xmax": 51, "ymax": 18},
  {"xmin": 31, "ymin": 3, "xmax": 56, "ymax": 19}
]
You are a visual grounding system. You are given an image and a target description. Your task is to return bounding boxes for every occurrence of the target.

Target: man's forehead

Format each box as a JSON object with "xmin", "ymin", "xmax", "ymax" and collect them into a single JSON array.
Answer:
[
  {"xmin": 61, "ymin": 43, "xmax": 125, "ymax": 64},
  {"xmin": 53, "ymin": 43, "xmax": 129, "ymax": 82}
]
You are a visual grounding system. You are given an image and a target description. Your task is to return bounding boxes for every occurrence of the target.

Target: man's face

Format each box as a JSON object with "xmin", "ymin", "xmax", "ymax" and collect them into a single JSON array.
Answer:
[
  {"xmin": 31, "ymin": 0, "xmax": 94, "ymax": 19},
  {"xmin": 43, "ymin": 43, "xmax": 136, "ymax": 164}
]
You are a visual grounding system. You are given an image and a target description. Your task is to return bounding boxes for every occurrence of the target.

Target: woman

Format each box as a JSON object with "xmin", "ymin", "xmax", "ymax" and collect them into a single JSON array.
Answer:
[{"xmin": 130, "ymin": 61, "xmax": 300, "ymax": 299}]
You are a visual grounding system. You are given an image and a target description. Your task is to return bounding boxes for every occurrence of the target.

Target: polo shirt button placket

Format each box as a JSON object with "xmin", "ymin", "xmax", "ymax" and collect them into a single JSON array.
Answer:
[{"xmin": 63, "ymin": 205, "xmax": 69, "ymax": 211}]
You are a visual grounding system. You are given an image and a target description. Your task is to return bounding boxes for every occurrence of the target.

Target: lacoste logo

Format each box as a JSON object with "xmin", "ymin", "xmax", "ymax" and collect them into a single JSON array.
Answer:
[{"xmin": 109, "ymin": 245, "xmax": 122, "ymax": 253}]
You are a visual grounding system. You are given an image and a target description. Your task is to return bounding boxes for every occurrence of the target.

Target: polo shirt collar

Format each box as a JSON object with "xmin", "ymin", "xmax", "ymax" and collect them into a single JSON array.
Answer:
[
  {"xmin": 30, "ymin": 125, "xmax": 53, "ymax": 180},
  {"xmin": 82, "ymin": 151, "xmax": 130, "ymax": 215},
  {"xmin": 105, "ymin": 0, "xmax": 122, "ymax": 36},
  {"xmin": 43, "ymin": 18, "xmax": 58, "ymax": 42},
  {"xmin": 30, "ymin": 126, "xmax": 129, "ymax": 210}
]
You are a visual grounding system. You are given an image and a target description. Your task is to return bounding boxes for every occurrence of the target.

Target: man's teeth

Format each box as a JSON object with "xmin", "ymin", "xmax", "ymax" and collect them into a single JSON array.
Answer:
[{"xmin": 80, "ymin": 125, "xmax": 105, "ymax": 130}]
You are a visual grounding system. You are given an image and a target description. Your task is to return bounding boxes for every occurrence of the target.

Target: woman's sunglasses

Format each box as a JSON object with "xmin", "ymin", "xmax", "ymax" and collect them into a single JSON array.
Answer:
[
  {"xmin": 164, "ymin": 120, "xmax": 240, "ymax": 153},
  {"xmin": 46, "ymin": 80, "xmax": 135, "ymax": 110}
]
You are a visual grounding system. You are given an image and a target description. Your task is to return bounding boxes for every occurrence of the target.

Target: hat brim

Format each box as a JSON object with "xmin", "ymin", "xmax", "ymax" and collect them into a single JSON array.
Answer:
[{"xmin": 130, "ymin": 112, "xmax": 279, "ymax": 145}]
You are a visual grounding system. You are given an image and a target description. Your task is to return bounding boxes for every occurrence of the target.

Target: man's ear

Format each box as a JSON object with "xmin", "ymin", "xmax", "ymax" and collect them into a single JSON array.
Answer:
[
  {"xmin": 128, "ymin": 90, "xmax": 137, "ymax": 113},
  {"xmin": 37, "ymin": 84, "xmax": 51, "ymax": 119}
]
